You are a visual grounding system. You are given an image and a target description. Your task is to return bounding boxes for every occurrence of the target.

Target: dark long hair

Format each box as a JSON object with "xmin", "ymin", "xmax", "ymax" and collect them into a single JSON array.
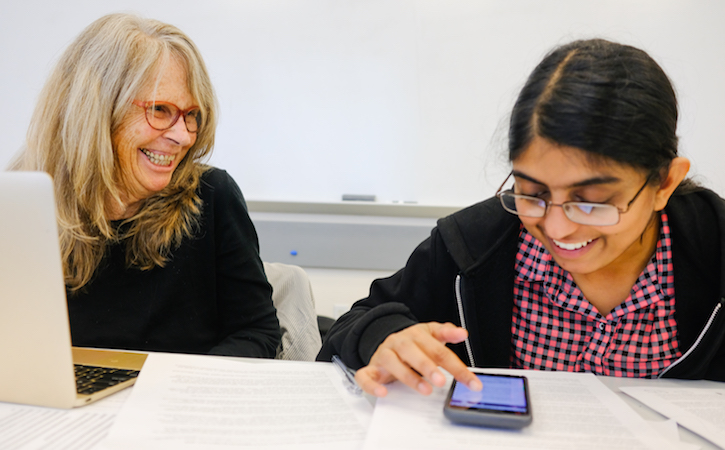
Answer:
[{"xmin": 509, "ymin": 39, "xmax": 689, "ymax": 189}]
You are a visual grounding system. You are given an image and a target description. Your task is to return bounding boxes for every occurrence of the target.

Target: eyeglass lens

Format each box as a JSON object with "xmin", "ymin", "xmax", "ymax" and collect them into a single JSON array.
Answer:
[
  {"xmin": 500, "ymin": 193, "xmax": 620, "ymax": 226},
  {"xmin": 146, "ymin": 103, "xmax": 201, "ymax": 133}
]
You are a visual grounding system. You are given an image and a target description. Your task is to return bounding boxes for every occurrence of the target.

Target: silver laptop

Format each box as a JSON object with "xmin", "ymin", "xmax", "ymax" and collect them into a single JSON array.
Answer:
[{"xmin": 0, "ymin": 171, "xmax": 146, "ymax": 409}]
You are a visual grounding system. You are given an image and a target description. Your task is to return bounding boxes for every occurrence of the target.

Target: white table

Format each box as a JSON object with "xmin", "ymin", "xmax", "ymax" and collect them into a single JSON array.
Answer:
[{"xmin": 598, "ymin": 376, "xmax": 724, "ymax": 449}]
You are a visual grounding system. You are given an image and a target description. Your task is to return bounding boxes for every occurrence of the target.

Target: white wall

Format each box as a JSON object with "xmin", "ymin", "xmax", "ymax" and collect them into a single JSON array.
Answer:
[
  {"xmin": 2, "ymin": 0, "xmax": 724, "ymax": 209},
  {"xmin": 4, "ymin": 1, "xmax": 723, "ymax": 318},
  {"xmin": 305, "ymin": 268, "xmax": 395, "ymax": 318}
]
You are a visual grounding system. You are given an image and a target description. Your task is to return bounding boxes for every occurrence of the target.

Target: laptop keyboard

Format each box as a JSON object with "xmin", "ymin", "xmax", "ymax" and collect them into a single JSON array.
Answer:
[{"xmin": 74, "ymin": 364, "xmax": 140, "ymax": 395}]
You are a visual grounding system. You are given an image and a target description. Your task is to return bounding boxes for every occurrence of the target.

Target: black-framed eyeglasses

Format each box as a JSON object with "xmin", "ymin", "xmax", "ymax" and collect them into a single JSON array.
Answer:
[
  {"xmin": 133, "ymin": 100, "xmax": 202, "ymax": 133},
  {"xmin": 495, "ymin": 171, "xmax": 652, "ymax": 226}
]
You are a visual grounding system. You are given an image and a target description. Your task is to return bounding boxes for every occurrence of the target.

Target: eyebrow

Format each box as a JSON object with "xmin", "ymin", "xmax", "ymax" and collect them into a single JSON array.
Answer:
[{"xmin": 511, "ymin": 170, "xmax": 621, "ymax": 188}]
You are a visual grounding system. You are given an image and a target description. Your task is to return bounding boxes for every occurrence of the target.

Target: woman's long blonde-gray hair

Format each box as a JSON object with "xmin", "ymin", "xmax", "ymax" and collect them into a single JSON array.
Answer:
[{"xmin": 12, "ymin": 13, "xmax": 218, "ymax": 291}]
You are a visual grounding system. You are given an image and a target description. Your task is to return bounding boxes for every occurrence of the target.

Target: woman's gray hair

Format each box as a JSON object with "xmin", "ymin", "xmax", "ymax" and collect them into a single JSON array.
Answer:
[{"xmin": 13, "ymin": 13, "xmax": 218, "ymax": 291}]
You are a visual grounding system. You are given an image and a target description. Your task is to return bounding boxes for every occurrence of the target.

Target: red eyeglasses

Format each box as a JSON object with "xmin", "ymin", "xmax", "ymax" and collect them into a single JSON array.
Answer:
[{"xmin": 132, "ymin": 100, "xmax": 202, "ymax": 133}]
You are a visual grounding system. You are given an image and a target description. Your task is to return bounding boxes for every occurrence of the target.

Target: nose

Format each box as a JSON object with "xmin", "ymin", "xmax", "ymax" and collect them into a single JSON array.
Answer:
[
  {"xmin": 541, "ymin": 203, "xmax": 579, "ymax": 240},
  {"xmin": 164, "ymin": 115, "xmax": 195, "ymax": 148}
]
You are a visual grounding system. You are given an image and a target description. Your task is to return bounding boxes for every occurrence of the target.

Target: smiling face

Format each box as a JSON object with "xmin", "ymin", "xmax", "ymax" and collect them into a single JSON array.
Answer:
[
  {"xmin": 511, "ymin": 136, "xmax": 664, "ymax": 280},
  {"xmin": 111, "ymin": 57, "xmax": 197, "ymax": 218}
]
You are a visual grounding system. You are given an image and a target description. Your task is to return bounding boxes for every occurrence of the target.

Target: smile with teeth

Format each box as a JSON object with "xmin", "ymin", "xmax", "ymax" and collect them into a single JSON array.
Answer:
[
  {"xmin": 552, "ymin": 238, "xmax": 594, "ymax": 251},
  {"xmin": 140, "ymin": 148, "xmax": 175, "ymax": 167}
]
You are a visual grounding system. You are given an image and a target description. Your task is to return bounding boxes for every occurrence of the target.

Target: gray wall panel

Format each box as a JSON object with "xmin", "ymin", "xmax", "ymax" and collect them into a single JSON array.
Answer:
[{"xmin": 251, "ymin": 213, "xmax": 438, "ymax": 271}]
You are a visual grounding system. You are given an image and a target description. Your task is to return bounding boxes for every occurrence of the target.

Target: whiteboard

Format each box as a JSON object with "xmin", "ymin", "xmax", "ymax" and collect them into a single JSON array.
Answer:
[{"xmin": 2, "ymin": 0, "xmax": 723, "ymax": 207}]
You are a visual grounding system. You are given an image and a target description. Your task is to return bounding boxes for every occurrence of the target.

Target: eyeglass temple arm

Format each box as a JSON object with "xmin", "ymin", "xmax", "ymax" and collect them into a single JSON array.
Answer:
[{"xmin": 495, "ymin": 171, "xmax": 514, "ymax": 196}]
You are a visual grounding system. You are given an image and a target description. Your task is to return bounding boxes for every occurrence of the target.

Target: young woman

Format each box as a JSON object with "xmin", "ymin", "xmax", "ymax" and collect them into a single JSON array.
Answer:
[
  {"xmin": 318, "ymin": 39, "xmax": 725, "ymax": 396},
  {"xmin": 12, "ymin": 14, "xmax": 281, "ymax": 357}
]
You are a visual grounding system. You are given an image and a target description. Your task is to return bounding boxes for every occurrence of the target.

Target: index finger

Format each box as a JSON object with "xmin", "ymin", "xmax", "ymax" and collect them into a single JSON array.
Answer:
[
  {"xmin": 424, "ymin": 323, "xmax": 481, "ymax": 391},
  {"xmin": 443, "ymin": 357, "xmax": 482, "ymax": 392}
]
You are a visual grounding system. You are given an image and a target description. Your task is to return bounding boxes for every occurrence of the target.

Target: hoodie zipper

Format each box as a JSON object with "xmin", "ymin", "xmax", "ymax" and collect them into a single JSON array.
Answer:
[
  {"xmin": 658, "ymin": 300, "xmax": 723, "ymax": 378},
  {"xmin": 455, "ymin": 274, "xmax": 476, "ymax": 367}
]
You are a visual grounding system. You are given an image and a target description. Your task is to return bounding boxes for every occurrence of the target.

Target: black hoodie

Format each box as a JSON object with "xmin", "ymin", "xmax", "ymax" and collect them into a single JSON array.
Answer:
[{"xmin": 318, "ymin": 188, "xmax": 725, "ymax": 382}]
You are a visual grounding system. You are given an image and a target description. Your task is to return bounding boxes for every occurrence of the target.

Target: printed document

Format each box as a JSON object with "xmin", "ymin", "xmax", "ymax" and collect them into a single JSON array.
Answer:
[
  {"xmin": 0, "ymin": 389, "xmax": 128, "ymax": 450},
  {"xmin": 621, "ymin": 385, "xmax": 725, "ymax": 448},
  {"xmin": 362, "ymin": 369, "xmax": 689, "ymax": 450},
  {"xmin": 99, "ymin": 353, "xmax": 373, "ymax": 450}
]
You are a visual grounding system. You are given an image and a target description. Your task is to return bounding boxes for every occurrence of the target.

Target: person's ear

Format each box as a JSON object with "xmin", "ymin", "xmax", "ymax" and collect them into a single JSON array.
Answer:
[{"xmin": 653, "ymin": 157, "xmax": 690, "ymax": 211}]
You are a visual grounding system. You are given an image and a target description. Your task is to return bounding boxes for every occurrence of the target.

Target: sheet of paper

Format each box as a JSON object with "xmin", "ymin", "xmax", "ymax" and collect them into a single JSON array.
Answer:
[
  {"xmin": 621, "ymin": 386, "xmax": 725, "ymax": 448},
  {"xmin": 99, "ymin": 353, "xmax": 373, "ymax": 450},
  {"xmin": 362, "ymin": 369, "xmax": 689, "ymax": 450},
  {"xmin": 648, "ymin": 419, "xmax": 700, "ymax": 448},
  {"xmin": 0, "ymin": 389, "xmax": 130, "ymax": 450}
]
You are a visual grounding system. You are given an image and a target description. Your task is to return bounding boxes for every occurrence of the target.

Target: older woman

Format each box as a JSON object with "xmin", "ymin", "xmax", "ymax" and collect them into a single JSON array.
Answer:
[{"xmin": 12, "ymin": 14, "xmax": 281, "ymax": 357}]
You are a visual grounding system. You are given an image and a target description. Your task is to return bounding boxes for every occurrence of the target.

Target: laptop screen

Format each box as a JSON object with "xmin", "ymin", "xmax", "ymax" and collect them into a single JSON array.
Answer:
[{"xmin": 0, "ymin": 171, "xmax": 78, "ymax": 408}]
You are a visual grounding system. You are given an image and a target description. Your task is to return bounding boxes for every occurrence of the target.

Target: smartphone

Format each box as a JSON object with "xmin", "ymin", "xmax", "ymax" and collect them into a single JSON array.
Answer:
[{"xmin": 443, "ymin": 373, "xmax": 532, "ymax": 429}]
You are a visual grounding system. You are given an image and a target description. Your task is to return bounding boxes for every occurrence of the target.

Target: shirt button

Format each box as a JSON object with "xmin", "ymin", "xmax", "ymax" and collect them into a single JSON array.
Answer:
[{"xmin": 598, "ymin": 322, "xmax": 606, "ymax": 331}]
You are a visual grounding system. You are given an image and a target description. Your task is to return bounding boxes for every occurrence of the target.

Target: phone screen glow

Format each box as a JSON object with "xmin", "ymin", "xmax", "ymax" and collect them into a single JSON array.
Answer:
[{"xmin": 449, "ymin": 375, "xmax": 527, "ymax": 413}]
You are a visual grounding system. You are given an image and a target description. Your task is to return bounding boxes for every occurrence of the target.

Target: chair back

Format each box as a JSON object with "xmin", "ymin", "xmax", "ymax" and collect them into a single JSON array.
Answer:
[{"xmin": 263, "ymin": 262, "xmax": 322, "ymax": 361}]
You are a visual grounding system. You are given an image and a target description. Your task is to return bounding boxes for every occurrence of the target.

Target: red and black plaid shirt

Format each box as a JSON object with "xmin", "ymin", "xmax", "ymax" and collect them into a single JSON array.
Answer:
[{"xmin": 511, "ymin": 212, "xmax": 681, "ymax": 378}]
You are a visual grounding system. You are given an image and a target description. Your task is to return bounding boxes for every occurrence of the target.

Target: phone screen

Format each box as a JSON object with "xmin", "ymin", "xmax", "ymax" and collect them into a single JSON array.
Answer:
[{"xmin": 448, "ymin": 374, "xmax": 528, "ymax": 413}]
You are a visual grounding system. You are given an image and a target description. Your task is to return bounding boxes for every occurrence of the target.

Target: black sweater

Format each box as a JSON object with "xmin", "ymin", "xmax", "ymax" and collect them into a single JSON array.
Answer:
[
  {"xmin": 318, "ymin": 188, "xmax": 725, "ymax": 382},
  {"xmin": 68, "ymin": 168, "xmax": 281, "ymax": 358}
]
